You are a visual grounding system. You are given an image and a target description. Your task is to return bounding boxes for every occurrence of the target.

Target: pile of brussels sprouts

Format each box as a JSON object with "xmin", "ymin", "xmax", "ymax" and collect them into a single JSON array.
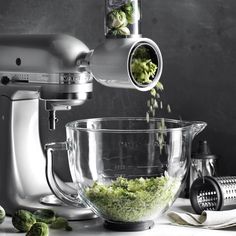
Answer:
[
  {"xmin": 106, "ymin": 0, "xmax": 140, "ymax": 36},
  {"xmin": 0, "ymin": 205, "xmax": 72, "ymax": 236}
]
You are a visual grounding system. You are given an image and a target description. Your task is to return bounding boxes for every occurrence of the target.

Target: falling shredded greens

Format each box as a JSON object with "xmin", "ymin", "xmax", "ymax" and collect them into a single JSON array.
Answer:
[{"xmin": 85, "ymin": 175, "xmax": 181, "ymax": 222}]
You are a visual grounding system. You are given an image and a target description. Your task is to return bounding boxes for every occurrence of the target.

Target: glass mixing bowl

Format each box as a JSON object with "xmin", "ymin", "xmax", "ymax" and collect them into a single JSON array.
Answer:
[{"xmin": 45, "ymin": 117, "xmax": 206, "ymax": 231}]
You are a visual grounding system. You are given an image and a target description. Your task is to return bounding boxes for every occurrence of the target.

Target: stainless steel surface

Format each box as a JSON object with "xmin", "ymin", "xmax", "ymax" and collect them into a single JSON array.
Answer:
[
  {"xmin": 0, "ymin": 34, "xmax": 89, "ymax": 74},
  {"xmin": 0, "ymin": 34, "xmax": 93, "ymax": 99},
  {"xmin": 40, "ymin": 194, "xmax": 65, "ymax": 206},
  {"xmin": 0, "ymin": 34, "xmax": 94, "ymax": 130},
  {"xmin": 189, "ymin": 140, "xmax": 218, "ymax": 189},
  {"xmin": 190, "ymin": 159, "xmax": 217, "ymax": 186},
  {"xmin": 0, "ymin": 95, "xmax": 95, "ymax": 219},
  {"xmin": 0, "ymin": 96, "xmax": 50, "ymax": 214}
]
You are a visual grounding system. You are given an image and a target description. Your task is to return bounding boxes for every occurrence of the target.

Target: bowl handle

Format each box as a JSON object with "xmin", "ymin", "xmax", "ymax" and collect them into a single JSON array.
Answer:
[{"xmin": 44, "ymin": 142, "xmax": 84, "ymax": 207}]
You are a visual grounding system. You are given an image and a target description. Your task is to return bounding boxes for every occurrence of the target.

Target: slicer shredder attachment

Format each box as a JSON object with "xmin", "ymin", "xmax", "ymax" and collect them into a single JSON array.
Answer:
[
  {"xmin": 190, "ymin": 176, "xmax": 236, "ymax": 214},
  {"xmin": 0, "ymin": 0, "xmax": 163, "ymax": 219}
]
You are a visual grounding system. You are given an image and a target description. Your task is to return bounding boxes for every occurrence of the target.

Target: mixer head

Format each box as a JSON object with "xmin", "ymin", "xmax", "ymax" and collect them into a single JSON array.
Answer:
[{"xmin": 0, "ymin": 34, "xmax": 93, "ymax": 130}]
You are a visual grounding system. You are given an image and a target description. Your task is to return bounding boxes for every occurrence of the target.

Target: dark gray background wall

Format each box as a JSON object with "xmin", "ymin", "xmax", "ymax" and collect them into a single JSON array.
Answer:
[{"xmin": 0, "ymin": 0, "xmax": 236, "ymax": 177}]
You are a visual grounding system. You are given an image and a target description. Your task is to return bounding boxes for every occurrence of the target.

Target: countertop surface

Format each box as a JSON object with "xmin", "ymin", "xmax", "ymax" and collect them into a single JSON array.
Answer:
[{"xmin": 1, "ymin": 198, "xmax": 236, "ymax": 236}]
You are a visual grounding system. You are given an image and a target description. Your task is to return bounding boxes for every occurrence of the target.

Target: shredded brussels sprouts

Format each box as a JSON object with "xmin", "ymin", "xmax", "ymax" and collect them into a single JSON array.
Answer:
[
  {"xmin": 131, "ymin": 46, "xmax": 158, "ymax": 85},
  {"xmin": 131, "ymin": 59, "xmax": 158, "ymax": 84},
  {"xmin": 85, "ymin": 175, "xmax": 181, "ymax": 222}
]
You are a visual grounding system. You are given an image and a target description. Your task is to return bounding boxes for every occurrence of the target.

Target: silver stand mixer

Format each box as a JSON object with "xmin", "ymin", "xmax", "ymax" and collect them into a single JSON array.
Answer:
[{"xmin": 0, "ymin": 0, "xmax": 163, "ymax": 219}]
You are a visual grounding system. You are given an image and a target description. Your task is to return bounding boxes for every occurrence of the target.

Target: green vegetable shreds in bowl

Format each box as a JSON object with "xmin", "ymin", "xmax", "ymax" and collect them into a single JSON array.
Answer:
[{"xmin": 85, "ymin": 174, "xmax": 181, "ymax": 222}]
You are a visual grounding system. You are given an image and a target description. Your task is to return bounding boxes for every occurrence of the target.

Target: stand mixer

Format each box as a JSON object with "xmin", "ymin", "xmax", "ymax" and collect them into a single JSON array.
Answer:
[{"xmin": 0, "ymin": 0, "xmax": 163, "ymax": 219}]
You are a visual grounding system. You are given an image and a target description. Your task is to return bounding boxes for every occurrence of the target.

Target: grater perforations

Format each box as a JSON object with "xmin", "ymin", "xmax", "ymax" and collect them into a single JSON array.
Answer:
[{"xmin": 190, "ymin": 176, "xmax": 236, "ymax": 214}]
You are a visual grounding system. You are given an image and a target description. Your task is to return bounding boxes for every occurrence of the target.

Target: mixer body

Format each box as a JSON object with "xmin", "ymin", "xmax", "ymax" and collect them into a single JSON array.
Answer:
[
  {"xmin": 0, "ymin": 35, "xmax": 94, "ymax": 217},
  {"xmin": 0, "ymin": 90, "xmax": 49, "ymax": 213}
]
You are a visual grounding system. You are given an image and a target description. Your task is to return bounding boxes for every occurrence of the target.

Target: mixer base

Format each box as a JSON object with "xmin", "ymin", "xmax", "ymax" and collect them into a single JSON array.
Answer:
[
  {"xmin": 104, "ymin": 220, "xmax": 154, "ymax": 231},
  {"xmin": 40, "ymin": 194, "xmax": 96, "ymax": 220}
]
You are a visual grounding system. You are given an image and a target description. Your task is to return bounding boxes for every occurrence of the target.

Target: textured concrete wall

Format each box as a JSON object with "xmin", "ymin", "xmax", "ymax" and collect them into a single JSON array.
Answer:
[{"xmin": 0, "ymin": 0, "xmax": 236, "ymax": 177}]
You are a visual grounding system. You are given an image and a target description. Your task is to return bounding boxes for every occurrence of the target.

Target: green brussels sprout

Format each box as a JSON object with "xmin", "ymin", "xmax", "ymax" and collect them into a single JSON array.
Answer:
[
  {"xmin": 12, "ymin": 210, "xmax": 36, "ymax": 232},
  {"xmin": 50, "ymin": 216, "xmax": 72, "ymax": 231},
  {"xmin": 26, "ymin": 222, "xmax": 49, "ymax": 236},
  {"xmin": 121, "ymin": 1, "xmax": 140, "ymax": 24},
  {"xmin": 106, "ymin": 29, "xmax": 118, "ymax": 37},
  {"xmin": 106, "ymin": 9, "xmax": 128, "ymax": 29},
  {"xmin": 116, "ymin": 26, "xmax": 130, "ymax": 36},
  {"xmin": 107, "ymin": 27, "xmax": 130, "ymax": 37},
  {"xmin": 33, "ymin": 209, "xmax": 56, "ymax": 224},
  {"xmin": 0, "ymin": 205, "xmax": 6, "ymax": 224}
]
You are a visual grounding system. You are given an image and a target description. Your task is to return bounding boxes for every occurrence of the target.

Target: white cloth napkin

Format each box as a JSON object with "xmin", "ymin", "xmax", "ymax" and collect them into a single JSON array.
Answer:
[{"xmin": 167, "ymin": 209, "xmax": 236, "ymax": 229}]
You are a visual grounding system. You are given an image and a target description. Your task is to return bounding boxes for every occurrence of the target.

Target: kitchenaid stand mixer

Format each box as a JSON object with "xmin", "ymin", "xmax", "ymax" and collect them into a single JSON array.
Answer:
[{"xmin": 0, "ymin": 0, "xmax": 163, "ymax": 219}]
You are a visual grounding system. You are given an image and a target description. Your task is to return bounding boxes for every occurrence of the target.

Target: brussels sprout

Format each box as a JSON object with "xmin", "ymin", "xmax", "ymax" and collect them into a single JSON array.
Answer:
[
  {"xmin": 121, "ymin": 1, "xmax": 140, "ymax": 24},
  {"xmin": 106, "ymin": 9, "xmax": 128, "ymax": 29},
  {"xmin": 12, "ymin": 210, "xmax": 36, "ymax": 232},
  {"xmin": 107, "ymin": 27, "xmax": 130, "ymax": 37},
  {"xmin": 50, "ymin": 217, "xmax": 72, "ymax": 231},
  {"xmin": 0, "ymin": 205, "xmax": 5, "ymax": 224},
  {"xmin": 26, "ymin": 222, "xmax": 49, "ymax": 236},
  {"xmin": 33, "ymin": 209, "xmax": 56, "ymax": 224},
  {"xmin": 106, "ymin": 29, "xmax": 118, "ymax": 37},
  {"xmin": 116, "ymin": 26, "xmax": 130, "ymax": 36}
]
